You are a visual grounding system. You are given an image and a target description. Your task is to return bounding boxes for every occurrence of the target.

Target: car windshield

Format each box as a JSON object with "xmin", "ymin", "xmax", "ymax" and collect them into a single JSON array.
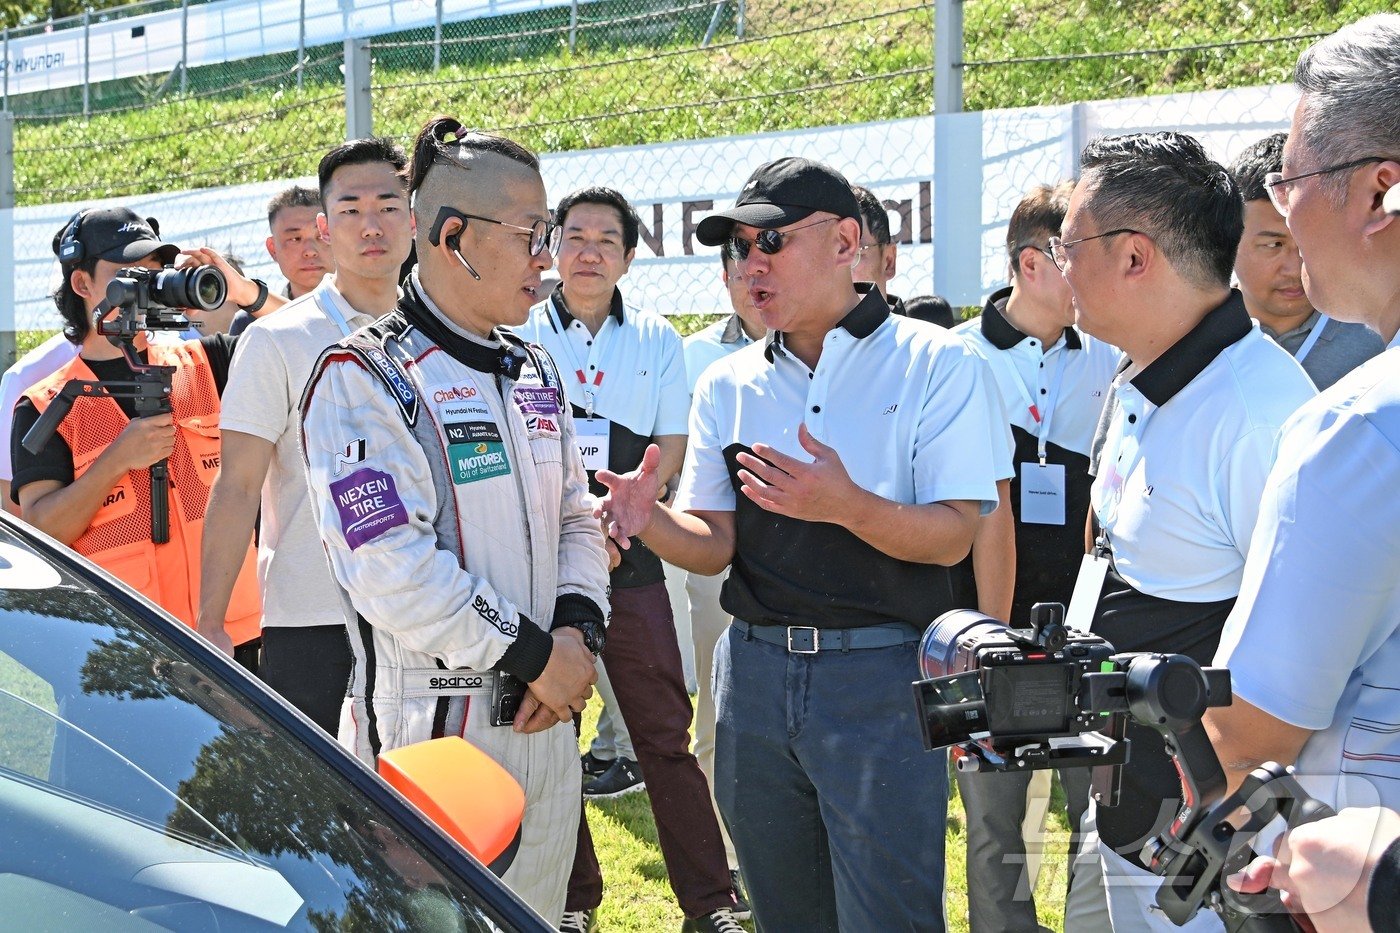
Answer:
[{"xmin": 0, "ymin": 525, "xmax": 517, "ymax": 932}]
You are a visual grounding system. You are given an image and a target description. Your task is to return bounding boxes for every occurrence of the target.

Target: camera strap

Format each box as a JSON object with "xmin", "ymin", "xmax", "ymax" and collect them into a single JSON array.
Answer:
[{"xmin": 1293, "ymin": 313, "xmax": 1328, "ymax": 364}]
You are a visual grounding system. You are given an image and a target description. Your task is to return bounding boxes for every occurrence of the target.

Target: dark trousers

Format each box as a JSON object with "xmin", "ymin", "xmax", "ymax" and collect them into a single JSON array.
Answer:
[
  {"xmin": 715, "ymin": 624, "xmax": 949, "ymax": 933},
  {"xmin": 259, "ymin": 624, "xmax": 352, "ymax": 735},
  {"xmin": 956, "ymin": 765, "xmax": 1092, "ymax": 932},
  {"xmin": 566, "ymin": 581, "xmax": 733, "ymax": 918}
]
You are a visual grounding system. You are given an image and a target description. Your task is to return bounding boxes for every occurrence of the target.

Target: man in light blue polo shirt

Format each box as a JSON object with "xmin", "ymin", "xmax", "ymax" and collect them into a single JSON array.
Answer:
[{"xmin": 1208, "ymin": 10, "xmax": 1400, "ymax": 871}]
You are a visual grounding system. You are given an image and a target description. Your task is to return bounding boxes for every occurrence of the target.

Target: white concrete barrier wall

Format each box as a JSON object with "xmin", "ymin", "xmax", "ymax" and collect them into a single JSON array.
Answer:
[{"xmin": 9, "ymin": 81, "xmax": 1297, "ymax": 333}]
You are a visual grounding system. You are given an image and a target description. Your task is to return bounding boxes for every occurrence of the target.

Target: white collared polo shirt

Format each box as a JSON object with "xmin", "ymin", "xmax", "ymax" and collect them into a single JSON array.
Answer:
[
  {"xmin": 516, "ymin": 285, "xmax": 689, "ymax": 439},
  {"xmin": 683, "ymin": 313, "xmax": 755, "ymax": 393},
  {"xmin": 1092, "ymin": 292, "xmax": 1316, "ymax": 603},
  {"xmin": 676, "ymin": 285, "xmax": 1004, "ymax": 630}
]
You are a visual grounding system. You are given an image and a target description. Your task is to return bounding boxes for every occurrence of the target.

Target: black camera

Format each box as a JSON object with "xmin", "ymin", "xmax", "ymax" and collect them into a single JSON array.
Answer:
[
  {"xmin": 914, "ymin": 603, "xmax": 1118, "ymax": 762},
  {"xmin": 106, "ymin": 265, "xmax": 227, "ymax": 315},
  {"xmin": 912, "ymin": 605, "xmax": 1334, "ymax": 931}
]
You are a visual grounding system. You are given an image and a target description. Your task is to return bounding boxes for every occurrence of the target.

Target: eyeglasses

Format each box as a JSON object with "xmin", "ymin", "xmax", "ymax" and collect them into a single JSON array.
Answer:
[
  {"xmin": 727, "ymin": 216, "xmax": 837, "ymax": 261},
  {"xmin": 1264, "ymin": 156, "xmax": 1388, "ymax": 217},
  {"xmin": 1047, "ymin": 228, "xmax": 1141, "ymax": 271},
  {"xmin": 461, "ymin": 213, "xmax": 561, "ymax": 257}
]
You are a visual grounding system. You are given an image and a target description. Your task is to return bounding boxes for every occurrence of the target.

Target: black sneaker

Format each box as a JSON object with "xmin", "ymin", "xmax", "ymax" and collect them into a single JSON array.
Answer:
[
  {"xmin": 559, "ymin": 909, "xmax": 596, "ymax": 933},
  {"xmin": 579, "ymin": 750, "xmax": 613, "ymax": 779},
  {"xmin": 729, "ymin": 870, "xmax": 751, "ymax": 922},
  {"xmin": 582, "ymin": 756, "xmax": 645, "ymax": 798},
  {"xmin": 680, "ymin": 907, "xmax": 745, "ymax": 933}
]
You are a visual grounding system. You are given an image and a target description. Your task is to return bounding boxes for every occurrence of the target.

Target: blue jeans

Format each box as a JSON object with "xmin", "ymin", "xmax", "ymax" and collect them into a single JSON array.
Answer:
[{"xmin": 714, "ymin": 624, "xmax": 949, "ymax": 932}]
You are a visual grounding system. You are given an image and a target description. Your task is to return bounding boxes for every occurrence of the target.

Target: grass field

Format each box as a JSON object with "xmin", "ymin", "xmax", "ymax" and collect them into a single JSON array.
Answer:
[{"xmin": 576, "ymin": 696, "xmax": 1076, "ymax": 932}]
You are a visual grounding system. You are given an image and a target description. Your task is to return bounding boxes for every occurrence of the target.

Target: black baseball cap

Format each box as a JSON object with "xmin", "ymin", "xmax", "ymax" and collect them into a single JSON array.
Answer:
[
  {"xmin": 696, "ymin": 157, "xmax": 861, "ymax": 247},
  {"xmin": 52, "ymin": 207, "xmax": 180, "ymax": 267}
]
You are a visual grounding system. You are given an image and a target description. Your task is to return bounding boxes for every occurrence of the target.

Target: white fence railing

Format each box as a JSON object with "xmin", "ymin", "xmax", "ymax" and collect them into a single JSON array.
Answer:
[{"xmin": 6, "ymin": 80, "xmax": 1297, "ymax": 336}]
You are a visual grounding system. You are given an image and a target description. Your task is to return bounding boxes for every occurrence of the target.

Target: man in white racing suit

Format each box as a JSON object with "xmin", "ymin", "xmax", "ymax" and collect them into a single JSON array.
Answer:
[{"xmin": 300, "ymin": 120, "xmax": 607, "ymax": 923}]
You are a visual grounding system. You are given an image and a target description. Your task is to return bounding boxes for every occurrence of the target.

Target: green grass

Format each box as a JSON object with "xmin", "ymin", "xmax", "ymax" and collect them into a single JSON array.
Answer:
[
  {"xmin": 9, "ymin": 0, "xmax": 1397, "ymax": 206},
  {"xmin": 577, "ymin": 696, "xmax": 1075, "ymax": 932}
]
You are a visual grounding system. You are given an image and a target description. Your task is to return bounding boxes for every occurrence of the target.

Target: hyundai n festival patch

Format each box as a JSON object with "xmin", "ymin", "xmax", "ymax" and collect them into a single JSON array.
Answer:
[{"xmin": 330, "ymin": 468, "xmax": 410, "ymax": 550}]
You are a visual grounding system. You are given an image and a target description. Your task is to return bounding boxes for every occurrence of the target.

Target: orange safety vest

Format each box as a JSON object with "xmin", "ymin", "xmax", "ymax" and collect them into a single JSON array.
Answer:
[{"xmin": 24, "ymin": 340, "xmax": 261, "ymax": 645}]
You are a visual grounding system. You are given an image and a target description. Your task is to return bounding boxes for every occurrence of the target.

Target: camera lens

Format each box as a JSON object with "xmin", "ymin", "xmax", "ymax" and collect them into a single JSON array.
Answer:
[
  {"xmin": 152, "ymin": 265, "xmax": 227, "ymax": 312},
  {"xmin": 919, "ymin": 609, "xmax": 1008, "ymax": 679}
]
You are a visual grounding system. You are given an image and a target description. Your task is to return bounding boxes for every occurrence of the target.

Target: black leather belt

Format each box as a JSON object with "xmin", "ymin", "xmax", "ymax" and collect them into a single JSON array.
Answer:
[{"xmin": 734, "ymin": 619, "xmax": 919, "ymax": 654}]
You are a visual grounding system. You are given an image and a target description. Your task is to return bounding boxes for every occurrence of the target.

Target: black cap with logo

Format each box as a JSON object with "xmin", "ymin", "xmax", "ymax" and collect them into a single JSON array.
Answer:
[
  {"xmin": 52, "ymin": 207, "xmax": 180, "ymax": 267},
  {"xmin": 696, "ymin": 157, "xmax": 861, "ymax": 247}
]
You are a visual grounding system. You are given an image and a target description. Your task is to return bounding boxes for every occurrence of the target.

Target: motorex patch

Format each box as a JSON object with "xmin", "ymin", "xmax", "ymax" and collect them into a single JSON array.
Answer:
[
  {"xmin": 447, "ymin": 421, "xmax": 512, "ymax": 484},
  {"xmin": 330, "ymin": 468, "xmax": 410, "ymax": 550}
]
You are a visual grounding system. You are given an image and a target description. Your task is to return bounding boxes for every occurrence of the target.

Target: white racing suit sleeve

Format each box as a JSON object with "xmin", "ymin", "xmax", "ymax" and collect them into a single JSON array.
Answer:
[{"xmin": 301, "ymin": 353, "xmax": 545, "ymax": 675}]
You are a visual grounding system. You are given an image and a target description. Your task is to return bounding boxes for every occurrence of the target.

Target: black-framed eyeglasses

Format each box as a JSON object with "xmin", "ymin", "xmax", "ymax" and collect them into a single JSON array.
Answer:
[
  {"xmin": 1047, "ymin": 228, "xmax": 1142, "ymax": 271},
  {"xmin": 428, "ymin": 205, "xmax": 559, "ymax": 257},
  {"xmin": 727, "ymin": 216, "xmax": 837, "ymax": 261},
  {"xmin": 1265, "ymin": 156, "xmax": 1389, "ymax": 218},
  {"xmin": 467, "ymin": 213, "xmax": 560, "ymax": 257}
]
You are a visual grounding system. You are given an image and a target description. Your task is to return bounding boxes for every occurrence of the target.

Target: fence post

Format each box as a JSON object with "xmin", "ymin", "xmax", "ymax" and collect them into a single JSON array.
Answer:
[
  {"xmin": 82, "ymin": 7, "xmax": 92, "ymax": 117},
  {"xmin": 569, "ymin": 0, "xmax": 579, "ymax": 53},
  {"xmin": 433, "ymin": 0, "xmax": 443, "ymax": 71},
  {"xmin": 297, "ymin": 0, "xmax": 307, "ymax": 90},
  {"xmin": 933, "ymin": 0, "xmax": 962, "ymax": 114},
  {"xmin": 736, "ymin": 0, "xmax": 746, "ymax": 38},
  {"xmin": 1068, "ymin": 101, "xmax": 1090, "ymax": 176},
  {"xmin": 2, "ymin": 28, "xmax": 9, "ymax": 111},
  {"xmin": 179, "ymin": 0, "xmax": 188, "ymax": 93},
  {"xmin": 0, "ymin": 112, "xmax": 14, "ymax": 368},
  {"xmin": 344, "ymin": 37, "xmax": 371, "ymax": 141},
  {"xmin": 702, "ymin": 1, "xmax": 726, "ymax": 47}
]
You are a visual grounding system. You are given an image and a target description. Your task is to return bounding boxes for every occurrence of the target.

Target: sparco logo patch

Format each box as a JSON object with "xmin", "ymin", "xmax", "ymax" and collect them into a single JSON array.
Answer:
[
  {"xmin": 473, "ymin": 594, "xmax": 519, "ymax": 635},
  {"xmin": 430, "ymin": 675, "xmax": 484, "ymax": 689},
  {"xmin": 363, "ymin": 346, "xmax": 418, "ymax": 426}
]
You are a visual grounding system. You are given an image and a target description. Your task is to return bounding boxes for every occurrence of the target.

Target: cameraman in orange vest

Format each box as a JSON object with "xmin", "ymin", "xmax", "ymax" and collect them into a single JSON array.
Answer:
[{"xmin": 10, "ymin": 207, "xmax": 285, "ymax": 670}]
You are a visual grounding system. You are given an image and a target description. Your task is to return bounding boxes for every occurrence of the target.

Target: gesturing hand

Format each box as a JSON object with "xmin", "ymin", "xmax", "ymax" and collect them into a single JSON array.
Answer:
[
  {"xmin": 594, "ymin": 443, "xmax": 663, "ymax": 548},
  {"xmin": 735, "ymin": 423, "xmax": 861, "ymax": 524}
]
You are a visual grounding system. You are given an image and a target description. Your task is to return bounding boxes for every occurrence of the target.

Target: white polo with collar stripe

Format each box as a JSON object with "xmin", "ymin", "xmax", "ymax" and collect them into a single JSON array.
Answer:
[
  {"xmin": 683, "ymin": 313, "xmax": 755, "ymax": 393},
  {"xmin": 516, "ymin": 286, "xmax": 689, "ymax": 438},
  {"xmin": 956, "ymin": 287, "xmax": 1121, "ymax": 458},
  {"xmin": 676, "ymin": 286, "xmax": 1005, "ymax": 631},
  {"xmin": 1092, "ymin": 293, "xmax": 1316, "ymax": 603}
]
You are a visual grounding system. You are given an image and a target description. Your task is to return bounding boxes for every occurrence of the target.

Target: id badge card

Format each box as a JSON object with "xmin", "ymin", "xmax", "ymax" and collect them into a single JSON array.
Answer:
[
  {"xmin": 575, "ymin": 417, "xmax": 611, "ymax": 472},
  {"xmin": 1065, "ymin": 552, "xmax": 1110, "ymax": 635},
  {"xmin": 1019, "ymin": 461, "xmax": 1067, "ymax": 525}
]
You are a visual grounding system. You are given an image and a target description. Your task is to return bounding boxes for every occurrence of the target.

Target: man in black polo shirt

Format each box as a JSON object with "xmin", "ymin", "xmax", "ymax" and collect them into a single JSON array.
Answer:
[
  {"xmin": 596, "ymin": 158, "xmax": 1003, "ymax": 932},
  {"xmin": 1056, "ymin": 133, "xmax": 1316, "ymax": 930}
]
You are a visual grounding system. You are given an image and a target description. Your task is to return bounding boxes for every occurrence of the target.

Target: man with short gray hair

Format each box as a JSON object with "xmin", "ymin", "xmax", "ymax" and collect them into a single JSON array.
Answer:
[{"xmin": 1208, "ymin": 10, "xmax": 1400, "ymax": 864}]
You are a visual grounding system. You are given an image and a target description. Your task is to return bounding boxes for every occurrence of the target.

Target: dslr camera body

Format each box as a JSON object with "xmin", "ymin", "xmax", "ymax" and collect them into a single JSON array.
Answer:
[
  {"xmin": 914, "ymin": 602, "xmax": 1120, "ymax": 769},
  {"xmin": 912, "ymin": 604, "xmax": 1331, "ymax": 931},
  {"xmin": 100, "ymin": 264, "xmax": 227, "ymax": 341}
]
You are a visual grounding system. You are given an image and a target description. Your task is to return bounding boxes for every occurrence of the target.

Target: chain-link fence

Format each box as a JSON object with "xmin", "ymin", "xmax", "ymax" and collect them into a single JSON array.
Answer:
[
  {"xmin": 368, "ymin": 0, "xmax": 933, "ymax": 153},
  {"xmin": 1, "ymin": 0, "xmax": 1376, "ymax": 345},
  {"xmin": 954, "ymin": 0, "xmax": 1349, "ymax": 112}
]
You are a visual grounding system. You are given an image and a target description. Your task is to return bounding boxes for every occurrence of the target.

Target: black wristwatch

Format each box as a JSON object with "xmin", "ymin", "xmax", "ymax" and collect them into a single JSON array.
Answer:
[
  {"xmin": 564, "ymin": 618, "xmax": 606, "ymax": 657},
  {"xmin": 239, "ymin": 278, "xmax": 270, "ymax": 314}
]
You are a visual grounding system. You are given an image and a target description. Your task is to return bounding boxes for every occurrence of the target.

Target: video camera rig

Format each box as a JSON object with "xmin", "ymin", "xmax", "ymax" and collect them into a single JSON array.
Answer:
[
  {"xmin": 21, "ymin": 265, "xmax": 226, "ymax": 544},
  {"xmin": 913, "ymin": 604, "xmax": 1334, "ymax": 931}
]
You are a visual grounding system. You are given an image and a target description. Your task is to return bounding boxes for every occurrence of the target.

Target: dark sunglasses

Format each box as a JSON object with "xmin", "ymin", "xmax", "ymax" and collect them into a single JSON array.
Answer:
[{"xmin": 727, "ymin": 216, "xmax": 837, "ymax": 260}]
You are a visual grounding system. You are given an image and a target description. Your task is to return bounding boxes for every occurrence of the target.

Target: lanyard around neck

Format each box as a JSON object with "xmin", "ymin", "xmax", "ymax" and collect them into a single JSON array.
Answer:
[{"xmin": 1294, "ymin": 314, "xmax": 1329, "ymax": 364}]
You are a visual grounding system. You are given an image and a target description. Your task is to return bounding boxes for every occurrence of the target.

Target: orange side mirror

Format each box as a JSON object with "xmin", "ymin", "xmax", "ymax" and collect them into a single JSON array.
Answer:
[{"xmin": 378, "ymin": 736, "xmax": 525, "ymax": 869}]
